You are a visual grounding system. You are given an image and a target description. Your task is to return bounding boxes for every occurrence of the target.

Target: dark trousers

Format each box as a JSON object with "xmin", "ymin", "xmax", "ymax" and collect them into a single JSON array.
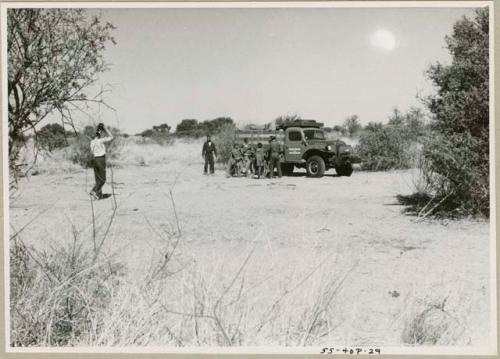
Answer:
[
  {"xmin": 269, "ymin": 155, "xmax": 282, "ymax": 178},
  {"xmin": 204, "ymin": 154, "xmax": 215, "ymax": 174},
  {"xmin": 92, "ymin": 156, "xmax": 106, "ymax": 197}
]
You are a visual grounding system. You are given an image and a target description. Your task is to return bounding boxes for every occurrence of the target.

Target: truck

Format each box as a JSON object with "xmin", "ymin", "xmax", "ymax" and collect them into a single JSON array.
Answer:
[{"xmin": 235, "ymin": 119, "xmax": 354, "ymax": 178}]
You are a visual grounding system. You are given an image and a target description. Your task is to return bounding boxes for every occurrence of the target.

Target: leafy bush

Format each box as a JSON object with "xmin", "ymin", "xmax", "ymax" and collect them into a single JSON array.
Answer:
[
  {"xmin": 213, "ymin": 124, "xmax": 237, "ymax": 163},
  {"xmin": 357, "ymin": 126, "xmax": 409, "ymax": 171},
  {"xmin": 356, "ymin": 108, "xmax": 426, "ymax": 171},
  {"xmin": 420, "ymin": 8, "xmax": 489, "ymax": 217},
  {"xmin": 422, "ymin": 133, "xmax": 488, "ymax": 216}
]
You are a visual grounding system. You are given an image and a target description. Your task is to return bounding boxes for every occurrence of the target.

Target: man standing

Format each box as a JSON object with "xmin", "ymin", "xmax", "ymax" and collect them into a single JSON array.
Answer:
[
  {"xmin": 90, "ymin": 123, "xmax": 114, "ymax": 200},
  {"xmin": 202, "ymin": 135, "xmax": 217, "ymax": 175},
  {"xmin": 268, "ymin": 135, "xmax": 282, "ymax": 179}
]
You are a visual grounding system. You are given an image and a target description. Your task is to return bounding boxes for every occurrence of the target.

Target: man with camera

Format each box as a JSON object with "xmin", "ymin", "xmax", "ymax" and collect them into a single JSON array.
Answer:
[{"xmin": 90, "ymin": 123, "xmax": 114, "ymax": 200}]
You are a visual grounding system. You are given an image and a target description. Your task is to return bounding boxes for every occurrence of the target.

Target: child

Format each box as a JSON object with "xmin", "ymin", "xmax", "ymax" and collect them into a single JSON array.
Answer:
[
  {"xmin": 255, "ymin": 142, "xmax": 265, "ymax": 179},
  {"xmin": 226, "ymin": 143, "xmax": 242, "ymax": 177}
]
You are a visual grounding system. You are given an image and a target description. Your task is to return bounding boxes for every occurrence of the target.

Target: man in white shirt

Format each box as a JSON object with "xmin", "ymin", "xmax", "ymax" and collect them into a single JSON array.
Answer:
[{"xmin": 90, "ymin": 123, "xmax": 114, "ymax": 200}]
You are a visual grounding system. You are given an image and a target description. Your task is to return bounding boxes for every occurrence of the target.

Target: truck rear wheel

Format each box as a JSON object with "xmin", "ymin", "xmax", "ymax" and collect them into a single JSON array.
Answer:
[
  {"xmin": 336, "ymin": 163, "xmax": 353, "ymax": 177},
  {"xmin": 306, "ymin": 156, "xmax": 325, "ymax": 178},
  {"xmin": 281, "ymin": 163, "xmax": 294, "ymax": 176}
]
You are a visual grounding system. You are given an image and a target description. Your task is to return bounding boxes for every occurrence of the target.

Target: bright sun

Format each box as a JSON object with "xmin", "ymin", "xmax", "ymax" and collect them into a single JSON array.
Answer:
[{"xmin": 370, "ymin": 29, "xmax": 396, "ymax": 51}]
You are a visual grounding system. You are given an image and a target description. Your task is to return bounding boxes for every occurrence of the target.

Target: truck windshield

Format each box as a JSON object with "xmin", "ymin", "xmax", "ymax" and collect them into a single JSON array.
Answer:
[{"xmin": 303, "ymin": 130, "xmax": 325, "ymax": 140}]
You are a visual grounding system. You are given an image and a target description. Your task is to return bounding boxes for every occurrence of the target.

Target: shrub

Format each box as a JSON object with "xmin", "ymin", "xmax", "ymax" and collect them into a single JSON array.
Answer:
[
  {"xmin": 213, "ymin": 124, "xmax": 237, "ymax": 163},
  {"xmin": 356, "ymin": 125, "xmax": 411, "ymax": 171},
  {"xmin": 422, "ymin": 133, "xmax": 488, "ymax": 216},
  {"xmin": 37, "ymin": 123, "xmax": 71, "ymax": 151},
  {"xmin": 356, "ymin": 108, "xmax": 427, "ymax": 171},
  {"xmin": 419, "ymin": 8, "xmax": 489, "ymax": 217},
  {"xmin": 10, "ymin": 235, "xmax": 126, "ymax": 346}
]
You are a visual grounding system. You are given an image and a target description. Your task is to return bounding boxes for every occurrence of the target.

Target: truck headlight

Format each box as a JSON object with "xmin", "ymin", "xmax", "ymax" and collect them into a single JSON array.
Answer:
[{"xmin": 326, "ymin": 145, "xmax": 332, "ymax": 151}]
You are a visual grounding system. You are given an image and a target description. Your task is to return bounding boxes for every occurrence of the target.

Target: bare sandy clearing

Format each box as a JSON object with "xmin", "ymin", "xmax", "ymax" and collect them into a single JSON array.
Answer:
[{"xmin": 9, "ymin": 161, "xmax": 491, "ymax": 346}]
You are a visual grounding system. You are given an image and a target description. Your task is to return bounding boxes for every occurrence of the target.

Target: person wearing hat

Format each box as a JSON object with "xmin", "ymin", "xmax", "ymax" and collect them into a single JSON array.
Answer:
[
  {"xmin": 268, "ymin": 135, "xmax": 282, "ymax": 179},
  {"xmin": 202, "ymin": 135, "xmax": 217, "ymax": 175},
  {"xmin": 90, "ymin": 123, "xmax": 114, "ymax": 200}
]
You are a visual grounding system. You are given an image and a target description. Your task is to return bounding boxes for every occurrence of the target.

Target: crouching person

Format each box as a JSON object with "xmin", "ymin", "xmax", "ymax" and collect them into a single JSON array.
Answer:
[
  {"xmin": 226, "ymin": 144, "xmax": 242, "ymax": 178},
  {"xmin": 90, "ymin": 123, "xmax": 114, "ymax": 200}
]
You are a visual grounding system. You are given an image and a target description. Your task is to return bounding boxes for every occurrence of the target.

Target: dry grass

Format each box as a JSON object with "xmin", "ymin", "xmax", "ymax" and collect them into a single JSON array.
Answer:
[
  {"xmin": 10, "ymin": 198, "xmax": 361, "ymax": 347},
  {"xmin": 27, "ymin": 136, "xmax": 204, "ymax": 175},
  {"xmin": 113, "ymin": 137, "xmax": 203, "ymax": 167}
]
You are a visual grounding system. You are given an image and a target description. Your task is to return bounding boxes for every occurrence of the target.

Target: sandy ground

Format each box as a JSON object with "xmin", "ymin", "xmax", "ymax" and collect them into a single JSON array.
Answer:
[{"xmin": 9, "ymin": 155, "xmax": 492, "ymax": 347}]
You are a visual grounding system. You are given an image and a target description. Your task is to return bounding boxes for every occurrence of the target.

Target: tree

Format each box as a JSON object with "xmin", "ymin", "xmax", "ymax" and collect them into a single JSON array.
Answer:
[
  {"xmin": 423, "ymin": 8, "xmax": 489, "ymax": 216},
  {"xmin": 8, "ymin": 9, "xmax": 116, "ymax": 170},
  {"xmin": 364, "ymin": 122, "xmax": 383, "ymax": 132},
  {"xmin": 404, "ymin": 107, "xmax": 426, "ymax": 139},
  {"xmin": 387, "ymin": 108, "xmax": 404, "ymax": 127},
  {"xmin": 332, "ymin": 125, "xmax": 345, "ymax": 133},
  {"xmin": 176, "ymin": 119, "xmax": 199, "ymax": 136},
  {"xmin": 198, "ymin": 117, "xmax": 235, "ymax": 135},
  {"xmin": 426, "ymin": 8, "xmax": 489, "ymax": 139},
  {"xmin": 38, "ymin": 123, "xmax": 70, "ymax": 151},
  {"xmin": 152, "ymin": 123, "xmax": 171, "ymax": 133},
  {"xmin": 343, "ymin": 115, "xmax": 361, "ymax": 137},
  {"xmin": 140, "ymin": 123, "xmax": 173, "ymax": 145}
]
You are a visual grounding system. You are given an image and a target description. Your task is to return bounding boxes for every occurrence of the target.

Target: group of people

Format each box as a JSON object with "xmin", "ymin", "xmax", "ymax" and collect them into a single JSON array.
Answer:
[
  {"xmin": 89, "ymin": 126, "xmax": 285, "ymax": 201},
  {"xmin": 202, "ymin": 135, "xmax": 283, "ymax": 179}
]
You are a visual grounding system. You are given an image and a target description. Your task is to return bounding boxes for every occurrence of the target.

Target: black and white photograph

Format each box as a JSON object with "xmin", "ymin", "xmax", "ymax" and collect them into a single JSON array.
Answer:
[{"xmin": 2, "ymin": 1, "xmax": 496, "ymax": 355}]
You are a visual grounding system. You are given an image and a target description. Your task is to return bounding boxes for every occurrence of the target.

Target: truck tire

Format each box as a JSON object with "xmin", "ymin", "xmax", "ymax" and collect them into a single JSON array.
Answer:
[
  {"xmin": 306, "ymin": 156, "xmax": 325, "ymax": 178},
  {"xmin": 336, "ymin": 163, "xmax": 353, "ymax": 177},
  {"xmin": 281, "ymin": 163, "xmax": 294, "ymax": 176}
]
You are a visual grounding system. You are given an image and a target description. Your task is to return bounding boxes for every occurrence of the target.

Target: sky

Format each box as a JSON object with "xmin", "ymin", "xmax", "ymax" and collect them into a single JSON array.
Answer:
[{"xmin": 82, "ymin": 6, "xmax": 478, "ymax": 134}]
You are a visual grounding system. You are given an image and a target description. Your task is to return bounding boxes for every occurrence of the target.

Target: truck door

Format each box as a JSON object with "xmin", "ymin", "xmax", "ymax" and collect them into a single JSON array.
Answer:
[{"xmin": 284, "ymin": 129, "xmax": 304, "ymax": 163}]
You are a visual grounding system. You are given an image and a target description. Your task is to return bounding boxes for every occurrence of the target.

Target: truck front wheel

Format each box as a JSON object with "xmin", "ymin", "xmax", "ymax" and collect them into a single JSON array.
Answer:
[{"xmin": 306, "ymin": 156, "xmax": 325, "ymax": 178}]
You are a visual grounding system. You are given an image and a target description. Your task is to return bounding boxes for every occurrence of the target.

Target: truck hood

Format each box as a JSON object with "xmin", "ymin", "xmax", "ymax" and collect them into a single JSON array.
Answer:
[{"xmin": 326, "ymin": 139, "xmax": 347, "ymax": 146}]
